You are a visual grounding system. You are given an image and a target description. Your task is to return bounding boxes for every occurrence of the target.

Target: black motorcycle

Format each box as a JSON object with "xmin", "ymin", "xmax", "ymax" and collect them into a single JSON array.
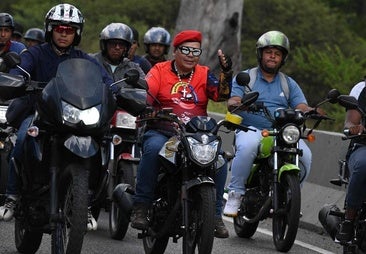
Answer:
[
  {"xmin": 231, "ymin": 88, "xmax": 336, "ymax": 252},
  {"xmin": 0, "ymin": 52, "xmax": 146, "ymax": 254},
  {"xmin": 114, "ymin": 72, "xmax": 258, "ymax": 254},
  {"xmin": 319, "ymin": 92, "xmax": 366, "ymax": 254}
]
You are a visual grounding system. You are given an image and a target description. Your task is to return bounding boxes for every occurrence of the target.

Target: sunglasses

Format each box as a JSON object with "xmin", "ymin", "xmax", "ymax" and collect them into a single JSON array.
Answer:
[
  {"xmin": 53, "ymin": 25, "xmax": 76, "ymax": 35},
  {"xmin": 178, "ymin": 46, "xmax": 202, "ymax": 57},
  {"xmin": 107, "ymin": 40, "xmax": 128, "ymax": 48}
]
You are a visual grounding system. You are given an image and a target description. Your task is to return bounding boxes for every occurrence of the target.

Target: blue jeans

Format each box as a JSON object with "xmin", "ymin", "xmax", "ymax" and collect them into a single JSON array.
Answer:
[
  {"xmin": 346, "ymin": 145, "xmax": 366, "ymax": 210},
  {"xmin": 134, "ymin": 129, "xmax": 227, "ymax": 217},
  {"xmin": 6, "ymin": 115, "xmax": 33, "ymax": 196}
]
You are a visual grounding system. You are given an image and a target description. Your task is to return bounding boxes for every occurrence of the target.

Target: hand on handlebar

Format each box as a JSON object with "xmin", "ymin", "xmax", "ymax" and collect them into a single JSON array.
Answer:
[{"xmin": 344, "ymin": 124, "xmax": 365, "ymax": 136}]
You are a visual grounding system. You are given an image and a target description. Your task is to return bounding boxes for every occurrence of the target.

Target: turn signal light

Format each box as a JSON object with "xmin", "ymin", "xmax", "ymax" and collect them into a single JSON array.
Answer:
[
  {"xmin": 307, "ymin": 134, "xmax": 316, "ymax": 142},
  {"xmin": 261, "ymin": 129, "xmax": 270, "ymax": 137}
]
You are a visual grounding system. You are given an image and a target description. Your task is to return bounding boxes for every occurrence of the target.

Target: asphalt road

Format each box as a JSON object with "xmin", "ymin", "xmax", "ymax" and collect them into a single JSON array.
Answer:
[{"xmin": 0, "ymin": 211, "xmax": 342, "ymax": 254}]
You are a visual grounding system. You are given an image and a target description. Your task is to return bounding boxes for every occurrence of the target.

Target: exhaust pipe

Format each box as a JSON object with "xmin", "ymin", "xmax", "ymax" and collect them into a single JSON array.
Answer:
[
  {"xmin": 318, "ymin": 204, "xmax": 342, "ymax": 240},
  {"xmin": 112, "ymin": 183, "xmax": 135, "ymax": 216}
]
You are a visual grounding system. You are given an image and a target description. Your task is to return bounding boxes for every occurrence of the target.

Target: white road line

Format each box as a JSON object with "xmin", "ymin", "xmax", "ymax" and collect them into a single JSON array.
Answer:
[{"xmin": 222, "ymin": 216, "xmax": 335, "ymax": 254}]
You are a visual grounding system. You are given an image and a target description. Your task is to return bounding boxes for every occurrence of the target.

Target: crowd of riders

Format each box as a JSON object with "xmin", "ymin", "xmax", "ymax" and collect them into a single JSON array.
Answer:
[{"xmin": 1, "ymin": 1, "xmax": 365, "ymax": 251}]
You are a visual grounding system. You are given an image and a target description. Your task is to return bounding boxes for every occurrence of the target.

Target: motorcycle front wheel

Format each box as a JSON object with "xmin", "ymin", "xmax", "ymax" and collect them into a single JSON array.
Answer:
[
  {"xmin": 183, "ymin": 184, "xmax": 215, "ymax": 254},
  {"xmin": 15, "ymin": 217, "xmax": 43, "ymax": 254},
  {"xmin": 109, "ymin": 199, "xmax": 129, "ymax": 240},
  {"xmin": 272, "ymin": 172, "xmax": 301, "ymax": 252},
  {"xmin": 51, "ymin": 165, "xmax": 89, "ymax": 254}
]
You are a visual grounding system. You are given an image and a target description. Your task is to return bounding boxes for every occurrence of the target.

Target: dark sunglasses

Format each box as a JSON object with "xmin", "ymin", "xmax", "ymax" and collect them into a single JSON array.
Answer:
[
  {"xmin": 107, "ymin": 40, "xmax": 128, "ymax": 48},
  {"xmin": 53, "ymin": 25, "xmax": 76, "ymax": 35},
  {"xmin": 178, "ymin": 46, "xmax": 202, "ymax": 57}
]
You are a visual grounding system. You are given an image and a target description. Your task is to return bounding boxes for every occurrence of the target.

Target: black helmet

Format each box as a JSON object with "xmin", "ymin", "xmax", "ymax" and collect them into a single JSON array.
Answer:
[
  {"xmin": 13, "ymin": 22, "xmax": 23, "ymax": 38},
  {"xmin": 44, "ymin": 3, "xmax": 85, "ymax": 46},
  {"xmin": 24, "ymin": 28, "xmax": 45, "ymax": 43},
  {"xmin": 0, "ymin": 13, "xmax": 14, "ymax": 29},
  {"xmin": 143, "ymin": 27, "xmax": 171, "ymax": 54},
  {"xmin": 99, "ymin": 23, "xmax": 133, "ymax": 55}
]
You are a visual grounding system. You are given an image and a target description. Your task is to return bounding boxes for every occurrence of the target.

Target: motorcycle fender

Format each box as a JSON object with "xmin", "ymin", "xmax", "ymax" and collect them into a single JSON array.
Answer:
[
  {"xmin": 185, "ymin": 176, "xmax": 215, "ymax": 191},
  {"xmin": 64, "ymin": 135, "xmax": 99, "ymax": 158},
  {"xmin": 278, "ymin": 163, "xmax": 300, "ymax": 182}
]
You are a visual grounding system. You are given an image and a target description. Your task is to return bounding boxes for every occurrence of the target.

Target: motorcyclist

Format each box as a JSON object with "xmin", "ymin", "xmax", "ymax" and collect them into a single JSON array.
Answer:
[
  {"xmin": 23, "ymin": 27, "xmax": 45, "ymax": 48},
  {"xmin": 130, "ymin": 29, "xmax": 233, "ymax": 238},
  {"xmin": 128, "ymin": 26, "xmax": 152, "ymax": 74},
  {"xmin": 90, "ymin": 22, "xmax": 146, "ymax": 82},
  {"xmin": 142, "ymin": 26, "xmax": 171, "ymax": 67},
  {"xmin": 0, "ymin": 13, "xmax": 26, "ymax": 61},
  {"xmin": 0, "ymin": 4, "xmax": 113, "ymax": 232},
  {"xmin": 11, "ymin": 21, "xmax": 23, "ymax": 42},
  {"xmin": 223, "ymin": 31, "xmax": 322, "ymax": 217},
  {"xmin": 335, "ymin": 82, "xmax": 366, "ymax": 243}
]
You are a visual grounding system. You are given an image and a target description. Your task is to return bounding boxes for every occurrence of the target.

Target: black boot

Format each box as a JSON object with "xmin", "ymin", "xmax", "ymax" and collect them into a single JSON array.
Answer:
[
  {"xmin": 214, "ymin": 217, "xmax": 229, "ymax": 238},
  {"xmin": 130, "ymin": 203, "xmax": 149, "ymax": 230}
]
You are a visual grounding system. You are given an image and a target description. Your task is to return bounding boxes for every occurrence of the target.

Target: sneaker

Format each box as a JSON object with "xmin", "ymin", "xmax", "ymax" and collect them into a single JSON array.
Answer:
[
  {"xmin": 335, "ymin": 220, "xmax": 354, "ymax": 244},
  {"xmin": 87, "ymin": 207, "xmax": 98, "ymax": 231},
  {"xmin": 130, "ymin": 203, "xmax": 149, "ymax": 230},
  {"xmin": 223, "ymin": 191, "xmax": 241, "ymax": 217},
  {"xmin": 214, "ymin": 217, "xmax": 229, "ymax": 238},
  {"xmin": 0, "ymin": 196, "xmax": 17, "ymax": 221}
]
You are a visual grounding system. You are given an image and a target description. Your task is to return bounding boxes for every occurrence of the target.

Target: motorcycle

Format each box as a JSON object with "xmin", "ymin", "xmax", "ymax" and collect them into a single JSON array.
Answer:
[
  {"xmin": 0, "ymin": 52, "xmax": 146, "ymax": 254},
  {"xmin": 106, "ymin": 107, "xmax": 142, "ymax": 240},
  {"xmin": 231, "ymin": 88, "xmax": 336, "ymax": 252},
  {"xmin": 0, "ymin": 99, "xmax": 16, "ymax": 206},
  {"xmin": 318, "ymin": 91, "xmax": 366, "ymax": 254},
  {"xmin": 114, "ymin": 72, "xmax": 259, "ymax": 254}
]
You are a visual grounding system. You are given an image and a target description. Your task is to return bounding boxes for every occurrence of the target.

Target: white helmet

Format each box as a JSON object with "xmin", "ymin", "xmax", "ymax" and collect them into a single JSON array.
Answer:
[{"xmin": 44, "ymin": 3, "xmax": 84, "ymax": 45}]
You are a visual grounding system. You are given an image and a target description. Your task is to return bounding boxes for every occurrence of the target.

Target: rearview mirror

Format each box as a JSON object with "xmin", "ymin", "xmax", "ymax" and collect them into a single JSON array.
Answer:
[{"xmin": 327, "ymin": 89, "xmax": 341, "ymax": 104}]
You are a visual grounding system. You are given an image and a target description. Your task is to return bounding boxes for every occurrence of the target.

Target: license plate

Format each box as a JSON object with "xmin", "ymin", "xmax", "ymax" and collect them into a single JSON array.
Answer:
[{"xmin": 0, "ymin": 106, "xmax": 8, "ymax": 124}]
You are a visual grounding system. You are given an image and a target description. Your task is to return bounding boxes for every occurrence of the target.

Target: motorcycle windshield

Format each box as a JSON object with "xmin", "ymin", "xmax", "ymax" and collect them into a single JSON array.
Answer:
[{"xmin": 47, "ymin": 58, "xmax": 105, "ymax": 109}]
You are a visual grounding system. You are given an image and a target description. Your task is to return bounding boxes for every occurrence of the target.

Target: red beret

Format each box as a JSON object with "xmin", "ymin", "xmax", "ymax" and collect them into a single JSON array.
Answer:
[{"xmin": 172, "ymin": 30, "xmax": 202, "ymax": 47}]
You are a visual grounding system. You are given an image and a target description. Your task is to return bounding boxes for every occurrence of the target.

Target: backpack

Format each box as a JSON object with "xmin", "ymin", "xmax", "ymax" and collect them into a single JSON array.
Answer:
[{"xmin": 247, "ymin": 67, "xmax": 290, "ymax": 102}]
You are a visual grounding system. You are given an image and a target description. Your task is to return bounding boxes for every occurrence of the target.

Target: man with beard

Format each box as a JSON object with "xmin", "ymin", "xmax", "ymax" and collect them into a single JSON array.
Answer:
[{"xmin": 223, "ymin": 31, "xmax": 318, "ymax": 217}]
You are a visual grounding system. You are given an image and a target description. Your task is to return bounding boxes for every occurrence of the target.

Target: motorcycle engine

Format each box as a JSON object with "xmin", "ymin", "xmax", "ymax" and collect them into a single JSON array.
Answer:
[{"xmin": 242, "ymin": 188, "xmax": 266, "ymax": 215}]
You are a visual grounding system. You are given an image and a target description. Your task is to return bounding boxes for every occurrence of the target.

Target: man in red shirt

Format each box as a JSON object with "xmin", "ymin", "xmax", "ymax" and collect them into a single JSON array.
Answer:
[{"xmin": 130, "ymin": 29, "xmax": 232, "ymax": 238}]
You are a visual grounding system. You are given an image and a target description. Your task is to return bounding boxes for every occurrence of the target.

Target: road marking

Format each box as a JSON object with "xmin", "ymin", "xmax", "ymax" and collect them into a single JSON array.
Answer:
[{"xmin": 222, "ymin": 217, "xmax": 335, "ymax": 254}]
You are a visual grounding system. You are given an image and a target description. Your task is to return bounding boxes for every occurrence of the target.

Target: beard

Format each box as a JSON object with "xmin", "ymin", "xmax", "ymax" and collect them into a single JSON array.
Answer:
[{"xmin": 260, "ymin": 62, "xmax": 281, "ymax": 74}]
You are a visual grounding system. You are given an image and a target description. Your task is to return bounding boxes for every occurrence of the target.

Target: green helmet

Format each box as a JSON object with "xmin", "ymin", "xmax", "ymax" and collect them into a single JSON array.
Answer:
[{"xmin": 256, "ymin": 31, "xmax": 290, "ymax": 66}]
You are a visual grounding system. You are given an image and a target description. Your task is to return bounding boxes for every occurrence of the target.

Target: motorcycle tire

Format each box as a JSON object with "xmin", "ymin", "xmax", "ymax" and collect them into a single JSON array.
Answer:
[
  {"xmin": 15, "ymin": 218, "xmax": 43, "ymax": 254},
  {"xmin": 0, "ymin": 149, "xmax": 10, "ymax": 204},
  {"xmin": 233, "ymin": 212, "xmax": 259, "ymax": 238},
  {"xmin": 109, "ymin": 199, "xmax": 129, "ymax": 240},
  {"xmin": 183, "ymin": 184, "xmax": 215, "ymax": 254},
  {"xmin": 51, "ymin": 165, "xmax": 89, "ymax": 254},
  {"xmin": 272, "ymin": 172, "xmax": 301, "ymax": 252},
  {"xmin": 143, "ymin": 235, "xmax": 169, "ymax": 254}
]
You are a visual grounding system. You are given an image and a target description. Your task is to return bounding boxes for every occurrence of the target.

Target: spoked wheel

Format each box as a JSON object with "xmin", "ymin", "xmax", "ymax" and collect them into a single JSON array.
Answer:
[
  {"xmin": 182, "ymin": 184, "xmax": 215, "ymax": 254},
  {"xmin": 15, "ymin": 216, "xmax": 43, "ymax": 254},
  {"xmin": 51, "ymin": 166, "xmax": 89, "ymax": 254},
  {"xmin": 272, "ymin": 172, "xmax": 301, "ymax": 252}
]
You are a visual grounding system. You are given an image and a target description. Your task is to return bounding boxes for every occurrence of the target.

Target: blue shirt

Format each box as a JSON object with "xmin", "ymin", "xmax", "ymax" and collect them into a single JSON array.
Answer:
[
  {"xmin": 231, "ymin": 68, "xmax": 307, "ymax": 129},
  {"xmin": 9, "ymin": 43, "xmax": 113, "ymax": 85},
  {"xmin": 8, "ymin": 41, "xmax": 26, "ymax": 55}
]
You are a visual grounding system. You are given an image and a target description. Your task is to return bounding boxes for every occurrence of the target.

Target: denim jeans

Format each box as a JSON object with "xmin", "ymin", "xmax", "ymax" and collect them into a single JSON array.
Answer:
[
  {"xmin": 346, "ymin": 145, "xmax": 366, "ymax": 209},
  {"xmin": 134, "ymin": 129, "xmax": 227, "ymax": 217},
  {"xmin": 6, "ymin": 115, "xmax": 33, "ymax": 196}
]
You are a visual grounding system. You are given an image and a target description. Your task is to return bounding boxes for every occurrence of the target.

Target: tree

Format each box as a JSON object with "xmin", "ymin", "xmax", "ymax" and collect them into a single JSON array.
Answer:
[{"xmin": 175, "ymin": 0, "xmax": 244, "ymax": 74}]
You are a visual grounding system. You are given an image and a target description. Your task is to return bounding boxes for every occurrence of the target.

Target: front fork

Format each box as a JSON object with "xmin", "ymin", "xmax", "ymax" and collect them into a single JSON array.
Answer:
[
  {"xmin": 49, "ymin": 136, "xmax": 61, "ymax": 230},
  {"xmin": 272, "ymin": 140, "xmax": 300, "ymax": 212}
]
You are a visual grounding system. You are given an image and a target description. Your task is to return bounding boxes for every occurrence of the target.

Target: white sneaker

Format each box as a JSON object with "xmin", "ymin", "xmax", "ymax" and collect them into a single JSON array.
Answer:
[
  {"xmin": 223, "ymin": 191, "xmax": 242, "ymax": 217},
  {"xmin": 0, "ymin": 196, "xmax": 17, "ymax": 221},
  {"xmin": 87, "ymin": 207, "xmax": 98, "ymax": 231}
]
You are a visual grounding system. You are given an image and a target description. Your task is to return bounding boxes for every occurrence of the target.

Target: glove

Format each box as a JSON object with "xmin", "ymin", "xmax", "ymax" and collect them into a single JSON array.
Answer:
[{"xmin": 219, "ymin": 54, "xmax": 232, "ymax": 72}]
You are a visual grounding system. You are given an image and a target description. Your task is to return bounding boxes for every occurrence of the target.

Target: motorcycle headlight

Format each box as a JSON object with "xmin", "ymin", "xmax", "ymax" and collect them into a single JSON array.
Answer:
[
  {"xmin": 281, "ymin": 125, "xmax": 300, "ymax": 144},
  {"xmin": 187, "ymin": 136, "xmax": 219, "ymax": 164},
  {"xmin": 62, "ymin": 101, "xmax": 100, "ymax": 125},
  {"xmin": 114, "ymin": 111, "xmax": 136, "ymax": 129},
  {"xmin": 0, "ymin": 105, "xmax": 8, "ymax": 124}
]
